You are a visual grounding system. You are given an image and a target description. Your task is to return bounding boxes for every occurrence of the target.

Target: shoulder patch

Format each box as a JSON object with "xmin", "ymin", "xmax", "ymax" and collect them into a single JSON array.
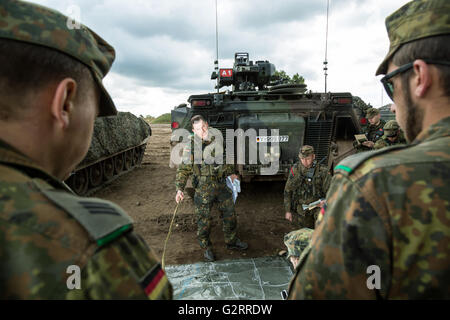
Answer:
[
  {"xmin": 33, "ymin": 179, "xmax": 133, "ymax": 247},
  {"xmin": 140, "ymin": 263, "xmax": 170, "ymax": 299},
  {"xmin": 335, "ymin": 144, "xmax": 411, "ymax": 175}
]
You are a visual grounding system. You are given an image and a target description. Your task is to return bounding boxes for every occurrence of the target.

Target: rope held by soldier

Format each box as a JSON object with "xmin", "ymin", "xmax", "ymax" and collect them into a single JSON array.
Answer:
[{"xmin": 162, "ymin": 201, "xmax": 181, "ymax": 269}]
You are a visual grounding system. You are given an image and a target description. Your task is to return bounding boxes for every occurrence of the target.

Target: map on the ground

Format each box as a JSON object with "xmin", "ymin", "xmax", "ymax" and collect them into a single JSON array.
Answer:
[{"xmin": 165, "ymin": 256, "xmax": 294, "ymax": 300}]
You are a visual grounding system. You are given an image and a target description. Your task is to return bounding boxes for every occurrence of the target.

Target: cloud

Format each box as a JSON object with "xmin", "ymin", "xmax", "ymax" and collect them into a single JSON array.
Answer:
[
  {"xmin": 103, "ymin": 72, "xmax": 191, "ymax": 117},
  {"xmin": 28, "ymin": 0, "xmax": 411, "ymax": 116}
]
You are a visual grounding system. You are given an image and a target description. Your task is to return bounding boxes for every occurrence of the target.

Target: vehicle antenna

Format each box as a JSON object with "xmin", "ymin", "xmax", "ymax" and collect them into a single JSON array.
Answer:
[
  {"xmin": 381, "ymin": 86, "xmax": 384, "ymax": 107},
  {"xmin": 215, "ymin": 0, "xmax": 219, "ymax": 93},
  {"xmin": 324, "ymin": 0, "xmax": 330, "ymax": 93}
]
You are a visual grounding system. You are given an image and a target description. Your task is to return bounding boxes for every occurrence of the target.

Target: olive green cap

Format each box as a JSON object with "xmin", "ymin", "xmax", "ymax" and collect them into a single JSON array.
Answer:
[
  {"xmin": 299, "ymin": 145, "xmax": 314, "ymax": 158},
  {"xmin": 376, "ymin": 0, "xmax": 450, "ymax": 76},
  {"xmin": 0, "ymin": 0, "xmax": 117, "ymax": 117},
  {"xmin": 384, "ymin": 120, "xmax": 400, "ymax": 137},
  {"xmin": 366, "ymin": 107, "xmax": 380, "ymax": 119}
]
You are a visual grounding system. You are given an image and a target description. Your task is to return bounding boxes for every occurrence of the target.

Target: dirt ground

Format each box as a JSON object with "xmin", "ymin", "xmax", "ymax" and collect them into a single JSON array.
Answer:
[{"xmin": 93, "ymin": 124, "xmax": 293, "ymax": 265}]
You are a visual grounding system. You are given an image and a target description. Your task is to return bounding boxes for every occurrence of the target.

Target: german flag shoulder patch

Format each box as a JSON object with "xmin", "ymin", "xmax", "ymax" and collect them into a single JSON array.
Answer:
[{"xmin": 140, "ymin": 263, "xmax": 170, "ymax": 300}]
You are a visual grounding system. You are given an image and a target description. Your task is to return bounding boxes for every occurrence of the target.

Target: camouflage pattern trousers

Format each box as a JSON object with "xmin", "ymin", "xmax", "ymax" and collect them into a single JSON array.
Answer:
[
  {"xmin": 193, "ymin": 181, "xmax": 237, "ymax": 249},
  {"xmin": 295, "ymin": 206, "xmax": 320, "ymax": 229}
]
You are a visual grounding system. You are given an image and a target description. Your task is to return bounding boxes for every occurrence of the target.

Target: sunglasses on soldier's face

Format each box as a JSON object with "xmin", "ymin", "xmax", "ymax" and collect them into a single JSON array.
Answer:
[{"xmin": 380, "ymin": 59, "xmax": 450, "ymax": 100}]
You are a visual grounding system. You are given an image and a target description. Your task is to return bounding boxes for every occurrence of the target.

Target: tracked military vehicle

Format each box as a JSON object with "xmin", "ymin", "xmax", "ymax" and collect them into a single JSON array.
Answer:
[
  {"xmin": 171, "ymin": 52, "xmax": 362, "ymax": 182},
  {"xmin": 65, "ymin": 112, "xmax": 151, "ymax": 195},
  {"xmin": 379, "ymin": 103, "xmax": 396, "ymax": 122}
]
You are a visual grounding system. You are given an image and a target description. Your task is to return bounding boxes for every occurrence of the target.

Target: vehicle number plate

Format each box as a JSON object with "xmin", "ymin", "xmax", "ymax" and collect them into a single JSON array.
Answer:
[{"xmin": 256, "ymin": 136, "xmax": 289, "ymax": 143}]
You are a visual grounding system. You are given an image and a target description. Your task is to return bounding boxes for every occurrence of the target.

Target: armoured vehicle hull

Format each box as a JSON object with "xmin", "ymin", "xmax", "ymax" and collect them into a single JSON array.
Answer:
[
  {"xmin": 171, "ymin": 91, "xmax": 362, "ymax": 182},
  {"xmin": 170, "ymin": 53, "xmax": 362, "ymax": 182},
  {"xmin": 65, "ymin": 112, "xmax": 151, "ymax": 195},
  {"xmin": 379, "ymin": 104, "xmax": 396, "ymax": 122}
]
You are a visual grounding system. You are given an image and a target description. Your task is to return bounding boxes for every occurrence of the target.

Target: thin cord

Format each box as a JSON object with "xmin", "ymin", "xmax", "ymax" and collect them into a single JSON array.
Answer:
[
  {"xmin": 215, "ymin": 0, "xmax": 219, "ymax": 93},
  {"xmin": 161, "ymin": 201, "xmax": 181, "ymax": 269}
]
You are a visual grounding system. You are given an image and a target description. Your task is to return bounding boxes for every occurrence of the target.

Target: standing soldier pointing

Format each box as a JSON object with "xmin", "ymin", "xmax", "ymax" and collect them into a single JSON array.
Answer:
[{"xmin": 175, "ymin": 115, "xmax": 248, "ymax": 262}]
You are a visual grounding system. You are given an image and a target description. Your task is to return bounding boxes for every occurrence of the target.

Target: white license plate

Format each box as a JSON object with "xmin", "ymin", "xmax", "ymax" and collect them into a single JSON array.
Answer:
[{"xmin": 256, "ymin": 136, "xmax": 289, "ymax": 143}]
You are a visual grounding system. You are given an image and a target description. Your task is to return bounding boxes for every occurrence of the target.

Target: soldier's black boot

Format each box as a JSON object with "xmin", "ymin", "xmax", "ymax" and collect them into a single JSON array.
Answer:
[
  {"xmin": 204, "ymin": 248, "xmax": 215, "ymax": 262},
  {"xmin": 226, "ymin": 238, "xmax": 248, "ymax": 250}
]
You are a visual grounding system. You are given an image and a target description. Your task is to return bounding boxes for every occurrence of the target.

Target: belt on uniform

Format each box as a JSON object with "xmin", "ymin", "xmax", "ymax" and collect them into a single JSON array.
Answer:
[{"xmin": 198, "ymin": 175, "xmax": 219, "ymax": 182}]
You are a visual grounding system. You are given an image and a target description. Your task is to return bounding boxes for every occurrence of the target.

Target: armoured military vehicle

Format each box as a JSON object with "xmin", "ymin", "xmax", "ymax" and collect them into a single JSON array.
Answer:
[
  {"xmin": 170, "ymin": 52, "xmax": 363, "ymax": 182},
  {"xmin": 379, "ymin": 103, "xmax": 396, "ymax": 122},
  {"xmin": 65, "ymin": 112, "xmax": 151, "ymax": 195}
]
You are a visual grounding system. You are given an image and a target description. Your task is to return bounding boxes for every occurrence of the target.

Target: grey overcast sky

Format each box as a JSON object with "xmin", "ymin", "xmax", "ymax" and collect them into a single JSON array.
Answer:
[{"xmin": 30, "ymin": 0, "xmax": 410, "ymax": 117}]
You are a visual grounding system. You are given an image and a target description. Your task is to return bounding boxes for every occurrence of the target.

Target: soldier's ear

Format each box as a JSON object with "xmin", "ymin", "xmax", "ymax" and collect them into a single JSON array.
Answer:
[
  {"xmin": 412, "ymin": 59, "xmax": 432, "ymax": 98},
  {"xmin": 50, "ymin": 78, "xmax": 78, "ymax": 130}
]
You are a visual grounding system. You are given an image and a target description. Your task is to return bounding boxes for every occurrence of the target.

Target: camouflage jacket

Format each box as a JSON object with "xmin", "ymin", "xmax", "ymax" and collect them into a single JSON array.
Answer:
[
  {"xmin": 374, "ymin": 132, "xmax": 407, "ymax": 150},
  {"xmin": 0, "ymin": 140, "xmax": 172, "ymax": 299},
  {"xmin": 288, "ymin": 116, "xmax": 450, "ymax": 299},
  {"xmin": 366, "ymin": 119, "xmax": 386, "ymax": 142},
  {"xmin": 283, "ymin": 162, "xmax": 331, "ymax": 213},
  {"xmin": 354, "ymin": 119, "xmax": 387, "ymax": 151},
  {"xmin": 175, "ymin": 128, "xmax": 235, "ymax": 192}
]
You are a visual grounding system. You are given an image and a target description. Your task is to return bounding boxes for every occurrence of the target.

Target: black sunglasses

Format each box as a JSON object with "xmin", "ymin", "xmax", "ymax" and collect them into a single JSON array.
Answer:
[{"xmin": 380, "ymin": 59, "xmax": 450, "ymax": 100}]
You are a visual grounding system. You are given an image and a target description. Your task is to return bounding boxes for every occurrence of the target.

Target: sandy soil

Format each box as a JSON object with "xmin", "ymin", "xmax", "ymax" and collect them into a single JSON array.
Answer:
[{"xmin": 93, "ymin": 124, "xmax": 293, "ymax": 265}]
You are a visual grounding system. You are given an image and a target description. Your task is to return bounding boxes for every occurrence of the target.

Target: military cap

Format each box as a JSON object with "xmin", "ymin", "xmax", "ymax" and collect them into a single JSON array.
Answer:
[
  {"xmin": 0, "ymin": 0, "xmax": 117, "ymax": 117},
  {"xmin": 376, "ymin": 0, "xmax": 450, "ymax": 75},
  {"xmin": 384, "ymin": 120, "xmax": 400, "ymax": 137},
  {"xmin": 366, "ymin": 107, "xmax": 380, "ymax": 119},
  {"xmin": 283, "ymin": 228, "xmax": 313, "ymax": 258},
  {"xmin": 299, "ymin": 145, "xmax": 314, "ymax": 158}
]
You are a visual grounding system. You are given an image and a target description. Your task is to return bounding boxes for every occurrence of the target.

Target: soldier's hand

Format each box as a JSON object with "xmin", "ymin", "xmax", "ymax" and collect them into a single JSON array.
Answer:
[
  {"xmin": 290, "ymin": 256, "xmax": 300, "ymax": 269},
  {"xmin": 362, "ymin": 141, "xmax": 374, "ymax": 148},
  {"xmin": 230, "ymin": 174, "xmax": 239, "ymax": 182},
  {"xmin": 285, "ymin": 212, "xmax": 293, "ymax": 222},
  {"xmin": 175, "ymin": 190, "xmax": 184, "ymax": 203}
]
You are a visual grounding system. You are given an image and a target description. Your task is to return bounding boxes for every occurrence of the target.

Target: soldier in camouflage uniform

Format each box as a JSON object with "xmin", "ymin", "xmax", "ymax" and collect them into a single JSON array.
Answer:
[
  {"xmin": 284, "ymin": 145, "xmax": 331, "ymax": 229},
  {"xmin": 354, "ymin": 107, "xmax": 386, "ymax": 152},
  {"xmin": 374, "ymin": 120, "xmax": 407, "ymax": 150},
  {"xmin": 283, "ymin": 228, "xmax": 313, "ymax": 269},
  {"xmin": 0, "ymin": 1, "xmax": 172, "ymax": 299},
  {"xmin": 289, "ymin": 0, "xmax": 450, "ymax": 299},
  {"xmin": 175, "ymin": 115, "xmax": 248, "ymax": 262}
]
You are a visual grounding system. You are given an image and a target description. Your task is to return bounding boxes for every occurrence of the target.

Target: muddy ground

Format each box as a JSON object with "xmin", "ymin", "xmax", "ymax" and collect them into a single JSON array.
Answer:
[{"xmin": 93, "ymin": 124, "xmax": 294, "ymax": 265}]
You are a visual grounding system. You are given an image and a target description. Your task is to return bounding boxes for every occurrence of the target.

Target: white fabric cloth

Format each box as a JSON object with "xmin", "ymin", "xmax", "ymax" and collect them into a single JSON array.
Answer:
[{"xmin": 226, "ymin": 176, "xmax": 241, "ymax": 203}]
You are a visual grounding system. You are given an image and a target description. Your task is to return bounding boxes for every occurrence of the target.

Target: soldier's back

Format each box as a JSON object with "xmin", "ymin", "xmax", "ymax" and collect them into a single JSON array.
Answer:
[
  {"xmin": 336, "ymin": 129, "xmax": 450, "ymax": 298},
  {"xmin": 0, "ymin": 162, "xmax": 172, "ymax": 299}
]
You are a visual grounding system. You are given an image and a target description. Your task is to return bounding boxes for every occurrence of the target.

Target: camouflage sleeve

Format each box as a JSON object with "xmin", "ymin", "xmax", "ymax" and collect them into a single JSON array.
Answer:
[
  {"xmin": 175, "ymin": 142, "xmax": 193, "ymax": 191},
  {"xmin": 221, "ymin": 164, "xmax": 236, "ymax": 178},
  {"xmin": 175, "ymin": 164, "xmax": 193, "ymax": 191},
  {"xmin": 283, "ymin": 169, "xmax": 296, "ymax": 212},
  {"xmin": 374, "ymin": 139, "xmax": 387, "ymax": 150},
  {"xmin": 67, "ymin": 231, "xmax": 172, "ymax": 300},
  {"xmin": 288, "ymin": 173, "xmax": 391, "ymax": 299}
]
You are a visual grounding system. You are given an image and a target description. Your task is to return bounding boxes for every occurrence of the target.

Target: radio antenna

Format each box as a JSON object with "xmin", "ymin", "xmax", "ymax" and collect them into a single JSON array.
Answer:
[
  {"xmin": 323, "ymin": 0, "xmax": 330, "ymax": 93},
  {"xmin": 215, "ymin": 0, "xmax": 219, "ymax": 93}
]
